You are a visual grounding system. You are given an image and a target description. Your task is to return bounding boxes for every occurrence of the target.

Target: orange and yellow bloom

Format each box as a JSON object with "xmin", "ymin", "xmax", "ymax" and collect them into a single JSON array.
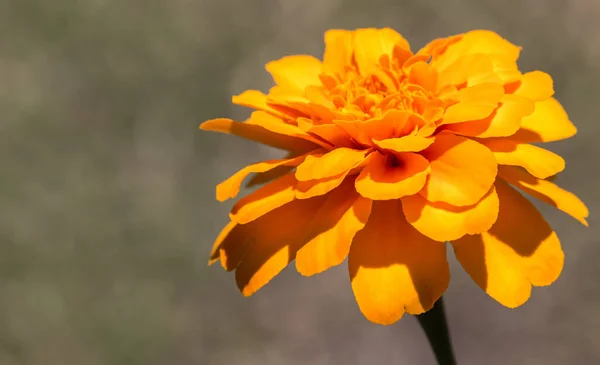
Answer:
[{"xmin": 202, "ymin": 28, "xmax": 588, "ymax": 325}]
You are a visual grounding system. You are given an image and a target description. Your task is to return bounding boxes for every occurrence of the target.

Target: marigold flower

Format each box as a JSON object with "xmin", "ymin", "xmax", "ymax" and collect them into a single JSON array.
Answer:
[{"xmin": 201, "ymin": 28, "xmax": 589, "ymax": 325}]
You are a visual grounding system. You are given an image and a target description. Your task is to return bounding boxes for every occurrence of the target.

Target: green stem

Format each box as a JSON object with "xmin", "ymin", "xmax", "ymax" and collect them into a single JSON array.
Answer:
[{"xmin": 416, "ymin": 297, "xmax": 457, "ymax": 365}]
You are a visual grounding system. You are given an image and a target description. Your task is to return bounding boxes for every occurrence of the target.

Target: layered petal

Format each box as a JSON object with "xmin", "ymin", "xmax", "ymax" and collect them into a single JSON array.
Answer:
[
  {"xmin": 234, "ymin": 195, "xmax": 328, "ymax": 296},
  {"xmin": 480, "ymin": 139, "xmax": 565, "ymax": 179},
  {"xmin": 200, "ymin": 118, "xmax": 319, "ymax": 152},
  {"xmin": 452, "ymin": 180, "xmax": 564, "ymax": 308},
  {"xmin": 444, "ymin": 94, "xmax": 534, "ymax": 138},
  {"xmin": 510, "ymin": 98, "xmax": 577, "ymax": 143},
  {"xmin": 498, "ymin": 166, "xmax": 589, "ymax": 226},
  {"xmin": 430, "ymin": 30, "xmax": 521, "ymax": 79},
  {"xmin": 217, "ymin": 152, "xmax": 311, "ymax": 201},
  {"xmin": 295, "ymin": 148, "xmax": 368, "ymax": 181},
  {"xmin": 295, "ymin": 170, "xmax": 349, "ymax": 199},
  {"xmin": 208, "ymin": 220, "xmax": 237, "ymax": 266},
  {"xmin": 296, "ymin": 179, "xmax": 372, "ymax": 276},
  {"xmin": 373, "ymin": 135, "xmax": 434, "ymax": 153},
  {"xmin": 349, "ymin": 200, "xmax": 449, "ymax": 325},
  {"xmin": 420, "ymin": 134, "xmax": 498, "ymax": 206},
  {"xmin": 232, "ymin": 90, "xmax": 293, "ymax": 119},
  {"xmin": 355, "ymin": 152, "xmax": 430, "ymax": 200},
  {"xmin": 440, "ymin": 83, "xmax": 504, "ymax": 125},
  {"xmin": 230, "ymin": 172, "xmax": 298, "ymax": 224},
  {"xmin": 402, "ymin": 185, "xmax": 499, "ymax": 242}
]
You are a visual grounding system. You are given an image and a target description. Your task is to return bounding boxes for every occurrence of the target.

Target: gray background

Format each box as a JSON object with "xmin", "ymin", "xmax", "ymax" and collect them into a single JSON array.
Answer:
[{"xmin": 1, "ymin": 0, "xmax": 599, "ymax": 364}]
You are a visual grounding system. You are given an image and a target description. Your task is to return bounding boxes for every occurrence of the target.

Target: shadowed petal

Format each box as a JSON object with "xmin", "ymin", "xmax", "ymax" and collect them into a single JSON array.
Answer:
[
  {"xmin": 296, "ymin": 179, "xmax": 372, "ymax": 276},
  {"xmin": 498, "ymin": 166, "xmax": 588, "ymax": 226},
  {"xmin": 452, "ymin": 180, "xmax": 564, "ymax": 308},
  {"xmin": 349, "ymin": 200, "xmax": 449, "ymax": 325}
]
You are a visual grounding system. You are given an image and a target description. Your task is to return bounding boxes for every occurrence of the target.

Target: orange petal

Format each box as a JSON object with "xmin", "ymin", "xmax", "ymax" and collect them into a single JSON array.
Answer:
[
  {"xmin": 420, "ymin": 134, "xmax": 498, "ymax": 206},
  {"xmin": 323, "ymin": 29, "xmax": 354, "ymax": 74},
  {"xmin": 436, "ymin": 53, "xmax": 501, "ymax": 89},
  {"xmin": 247, "ymin": 111, "xmax": 330, "ymax": 148},
  {"xmin": 512, "ymin": 71, "xmax": 554, "ymax": 101},
  {"xmin": 208, "ymin": 220, "xmax": 237, "ymax": 266},
  {"xmin": 296, "ymin": 180, "xmax": 372, "ymax": 276},
  {"xmin": 480, "ymin": 139, "xmax": 565, "ymax": 179},
  {"xmin": 303, "ymin": 123, "xmax": 355, "ymax": 148},
  {"xmin": 200, "ymin": 118, "xmax": 318, "ymax": 152},
  {"xmin": 265, "ymin": 55, "xmax": 323, "ymax": 93},
  {"xmin": 295, "ymin": 170, "xmax": 350, "ymax": 199},
  {"xmin": 230, "ymin": 172, "xmax": 298, "ymax": 224},
  {"xmin": 348, "ymin": 200, "xmax": 449, "ymax": 325},
  {"xmin": 355, "ymin": 152, "xmax": 430, "ymax": 200},
  {"xmin": 498, "ymin": 166, "xmax": 589, "ymax": 226},
  {"xmin": 295, "ymin": 148, "xmax": 368, "ymax": 181},
  {"xmin": 217, "ymin": 152, "xmax": 311, "ymax": 202},
  {"xmin": 431, "ymin": 30, "xmax": 521, "ymax": 72},
  {"xmin": 407, "ymin": 61, "xmax": 438, "ymax": 92},
  {"xmin": 234, "ymin": 195, "xmax": 328, "ymax": 296},
  {"xmin": 444, "ymin": 94, "xmax": 534, "ymax": 138},
  {"xmin": 232, "ymin": 89, "xmax": 299, "ymax": 119},
  {"xmin": 440, "ymin": 83, "xmax": 504, "ymax": 125},
  {"xmin": 510, "ymin": 98, "xmax": 577, "ymax": 143},
  {"xmin": 353, "ymin": 28, "xmax": 411, "ymax": 74},
  {"xmin": 246, "ymin": 165, "xmax": 295, "ymax": 188},
  {"xmin": 373, "ymin": 135, "xmax": 435, "ymax": 153},
  {"xmin": 452, "ymin": 180, "xmax": 564, "ymax": 308},
  {"xmin": 362, "ymin": 110, "xmax": 423, "ymax": 141},
  {"xmin": 402, "ymin": 185, "xmax": 499, "ymax": 242}
]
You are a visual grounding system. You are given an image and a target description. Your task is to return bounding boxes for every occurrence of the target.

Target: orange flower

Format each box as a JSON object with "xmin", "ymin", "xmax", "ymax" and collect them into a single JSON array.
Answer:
[{"xmin": 201, "ymin": 28, "xmax": 589, "ymax": 325}]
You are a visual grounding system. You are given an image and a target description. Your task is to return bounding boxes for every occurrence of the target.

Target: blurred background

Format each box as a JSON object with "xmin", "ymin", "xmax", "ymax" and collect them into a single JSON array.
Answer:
[{"xmin": 1, "ymin": 0, "xmax": 599, "ymax": 364}]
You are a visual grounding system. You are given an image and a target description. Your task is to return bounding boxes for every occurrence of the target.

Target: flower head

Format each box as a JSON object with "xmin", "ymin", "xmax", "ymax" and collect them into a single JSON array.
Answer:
[{"xmin": 202, "ymin": 28, "xmax": 588, "ymax": 325}]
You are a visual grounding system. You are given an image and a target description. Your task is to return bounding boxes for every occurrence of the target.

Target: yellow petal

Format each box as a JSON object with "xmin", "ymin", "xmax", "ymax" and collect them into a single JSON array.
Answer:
[
  {"xmin": 402, "ymin": 185, "xmax": 499, "ymax": 242},
  {"xmin": 323, "ymin": 29, "xmax": 354, "ymax": 74},
  {"xmin": 295, "ymin": 148, "xmax": 368, "ymax": 181},
  {"xmin": 200, "ymin": 118, "xmax": 318, "ymax": 152},
  {"xmin": 445, "ymin": 94, "xmax": 534, "ymax": 138},
  {"xmin": 498, "ymin": 166, "xmax": 589, "ymax": 226},
  {"xmin": 230, "ymin": 172, "xmax": 298, "ymax": 224},
  {"xmin": 480, "ymin": 139, "xmax": 565, "ymax": 179},
  {"xmin": 510, "ymin": 98, "xmax": 577, "ymax": 143},
  {"xmin": 440, "ymin": 83, "xmax": 504, "ymax": 125},
  {"xmin": 512, "ymin": 71, "xmax": 554, "ymax": 101},
  {"xmin": 353, "ymin": 28, "xmax": 411, "ymax": 74},
  {"xmin": 217, "ymin": 152, "xmax": 311, "ymax": 202},
  {"xmin": 355, "ymin": 152, "xmax": 430, "ymax": 200},
  {"xmin": 420, "ymin": 134, "xmax": 498, "ymax": 207},
  {"xmin": 452, "ymin": 180, "xmax": 564, "ymax": 308},
  {"xmin": 373, "ymin": 135, "xmax": 435, "ymax": 153},
  {"xmin": 349, "ymin": 200, "xmax": 449, "ymax": 325},
  {"xmin": 265, "ymin": 55, "xmax": 323, "ymax": 93},
  {"xmin": 296, "ymin": 180, "xmax": 372, "ymax": 276},
  {"xmin": 234, "ymin": 195, "xmax": 328, "ymax": 296}
]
